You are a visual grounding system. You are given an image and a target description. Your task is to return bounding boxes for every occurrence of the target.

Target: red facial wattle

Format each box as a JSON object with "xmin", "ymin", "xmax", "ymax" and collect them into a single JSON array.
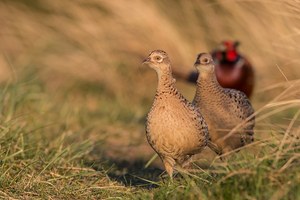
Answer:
[{"xmin": 226, "ymin": 50, "xmax": 238, "ymax": 62}]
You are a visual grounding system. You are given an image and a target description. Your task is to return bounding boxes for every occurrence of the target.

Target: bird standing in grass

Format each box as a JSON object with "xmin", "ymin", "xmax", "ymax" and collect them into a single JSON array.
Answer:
[
  {"xmin": 173, "ymin": 41, "xmax": 255, "ymax": 98},
  {"xmin": 143, "ymin": 50, "xmax": 209, "ymax": 178},
  {"xmin": 193, "ymin": 53, "xmax": 255, "ymax": 153}
]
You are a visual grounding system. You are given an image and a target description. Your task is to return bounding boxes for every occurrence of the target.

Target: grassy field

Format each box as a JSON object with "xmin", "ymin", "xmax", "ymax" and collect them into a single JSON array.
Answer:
[{"xmin": 0, "ymin": 0, "xmax": 300, "ymax": 199}]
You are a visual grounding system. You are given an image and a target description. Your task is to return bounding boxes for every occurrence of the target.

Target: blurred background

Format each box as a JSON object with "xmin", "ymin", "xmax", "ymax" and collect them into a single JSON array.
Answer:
[
  {"xmin": 2, "ymin": 1, "xmax": 300, "ymax": 89},
  {"xmin": 1, "ymin": 0, "xmax": 300, "ymax": 172}
]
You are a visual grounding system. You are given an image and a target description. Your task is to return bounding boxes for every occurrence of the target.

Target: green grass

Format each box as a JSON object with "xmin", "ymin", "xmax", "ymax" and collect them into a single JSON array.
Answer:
[
  {"xmin": 0, "ymin": 68, "xmax": 299, "ymax": 199},
  {"xmin": 1, "ymin": 0, "xmax": 300, "ymax": 199}
]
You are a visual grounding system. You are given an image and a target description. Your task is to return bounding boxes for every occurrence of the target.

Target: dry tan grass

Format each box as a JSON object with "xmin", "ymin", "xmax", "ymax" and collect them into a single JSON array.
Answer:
[
  {"xmin": 1, "ymin": 0, "xmax": 300, "ymax": 90},
  {"xmin": 0, "ymin": 0, "xmax": 299, "ymax": 164},
  {"xmin": 0, "ymin": 1, "xmax": 300, "ymax": 198}
]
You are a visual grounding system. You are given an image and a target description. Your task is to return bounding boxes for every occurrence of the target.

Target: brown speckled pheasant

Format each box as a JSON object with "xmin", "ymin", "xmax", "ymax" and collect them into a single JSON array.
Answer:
[
  {"xmin": 143, "ymin": 50, "xmax": 209, "ymax": 178},
  {"xmin": 193, "ymin": 53, "xmax": 255, "ymax": 153}
]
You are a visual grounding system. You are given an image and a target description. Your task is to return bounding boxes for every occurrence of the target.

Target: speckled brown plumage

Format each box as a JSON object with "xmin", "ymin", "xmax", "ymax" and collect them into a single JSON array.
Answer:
[
  {"xmin": 143, "ymin": 50, "xmax": 209, "ymax": 178},
  {"xmin": 193, "ymin": 53, "xmax": 255, "ymax": 153}
]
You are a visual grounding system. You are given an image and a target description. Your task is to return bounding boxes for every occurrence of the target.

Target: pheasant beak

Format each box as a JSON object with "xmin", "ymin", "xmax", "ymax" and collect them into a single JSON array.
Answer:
[
  {"xmin": 195, "ymin": 58, "xmax": 201, "ymax": 66},
  {"xmin": 139, "ymin": 57, "xmax": 151, "ymax": 72},
  {"xmin": 142, "ymin": 57, "xmax": 151, "ymax": 65},
  {"xmin": 194, "ymin": 54, "xmax": 201, "ymax": 65}
]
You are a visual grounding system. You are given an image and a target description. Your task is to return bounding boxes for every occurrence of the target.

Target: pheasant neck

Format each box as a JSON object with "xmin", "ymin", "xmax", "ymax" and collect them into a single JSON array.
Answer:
[
  {"xmin": 194, "ymin": 71, "xmax": 223, "ymax": 101},
  {"xmin": 156, "ymin": 68, "xmax": 175, "ymax": 93}
]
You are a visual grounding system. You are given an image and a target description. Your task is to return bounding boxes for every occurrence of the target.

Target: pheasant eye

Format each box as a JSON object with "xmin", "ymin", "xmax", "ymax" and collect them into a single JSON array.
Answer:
[
  {"xmin": 201, "ymin": 57, "xmax": 210, "ymax": 64},
  {"xmin": 154, "ymin": 56, "xmax": 162, "ymax": 62}
]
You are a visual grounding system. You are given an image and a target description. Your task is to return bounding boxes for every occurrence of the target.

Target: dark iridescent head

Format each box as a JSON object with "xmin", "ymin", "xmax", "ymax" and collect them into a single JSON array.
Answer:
[{"xmin": 213, "ymin": 40, "xmax": 240, "ymax": 63}]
